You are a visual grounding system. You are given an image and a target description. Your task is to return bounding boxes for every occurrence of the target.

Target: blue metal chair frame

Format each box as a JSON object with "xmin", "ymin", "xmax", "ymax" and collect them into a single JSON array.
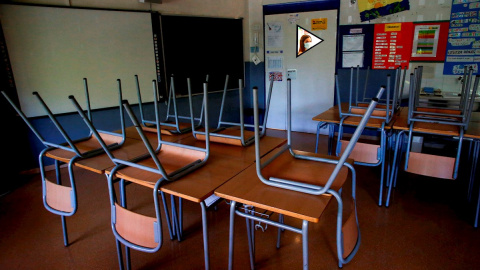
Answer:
[
  {"xmin": 386, "ymin": 69, "xmax": 480, "ymax": 207},
  {"xmin": 227, "ymin": 78, "xmax": 384, "ymax": 269},
  {"xmin": 72, "ymin": 79, "xmax": 210, "ymax": 269},
  {"xmin": 192, "ymin": 75, "xmax": 274, "ymax": 146},
  {"xmin": 334, "ymin": 67, "xmax": 395, "ymax": 206},
  {"xmin": 136, "ymin": 74, "xmax": 205, "ymax": 134},
  {"xmin": 1, "ymin": 78, "xmax": 126, "ymax": 246}
]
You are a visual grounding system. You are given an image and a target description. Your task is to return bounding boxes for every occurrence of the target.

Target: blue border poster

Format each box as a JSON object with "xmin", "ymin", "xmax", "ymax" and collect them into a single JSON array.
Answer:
[{"xmin": 443, "ymin": 0, "xmax": 480, "ymax": 75}]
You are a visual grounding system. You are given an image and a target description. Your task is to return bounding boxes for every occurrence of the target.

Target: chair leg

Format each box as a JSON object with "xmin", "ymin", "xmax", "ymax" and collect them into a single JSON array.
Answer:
[
  {"xmin": 171, "ymin": 195, "xmax": 182, "ymax": 241},
  {"xmin": 125, "ymin": 247, "xmax": 131, "ymax": 270},
  {"xmin": 116, "ymin": 240, "xmax": 125, "ymax": 270},
  {"xmin": 160, "ymin": 191, "xmax": 174, "ymax": 240},
  {"xmin": 61, "ymin": 216, "xmax": 68, "ymax": 247}
]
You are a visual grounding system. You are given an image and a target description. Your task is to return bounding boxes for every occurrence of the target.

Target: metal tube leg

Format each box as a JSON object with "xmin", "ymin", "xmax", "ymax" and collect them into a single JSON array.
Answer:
[
  {"xmin": 276, "ymin": 214, "xmax": 284, "ymax": 249},
  {"xmin": 228, "ymin": 201, "xmax": 237, "ymax": 270},
  {"xmin": 302, "ymin": 220, "xmax": 309, "ymax": 270},
  {"xmin": 200, "ymin": 202, "xmax": 210, "ymax": 270},
  {"xmin": 378, "ymin": 131, "xmax": 386, "ymax": 206},
  {"xmin": 171, "ymin": 195, "xmax": 182, "ymax": 241},
  {"xmin": 245, "ymin": 207, "xmax": 255, "ymax": 270},
  {"xmin": 116, "ymin": 240, "xmax": 125, "ymax": 270},
  {"xmin": 61, "ymin": 216, "xmax": 68, "ymax": 247},
  {"xmin": 119, "ymin": 179, "xmax": 130, "ymax": 270},
  {"xmin": 160, "ymin": 191, "xmax": 174, "ymax": 240},
  {"xmin": 328, "ymin": 124, "xmax": 335, "ymax": 156},
  {"xmin": 475, "ymin": 184, "xmax": 480, "ymax": 228},
  {"xmin": 179, "ymin": 197, "xmax": 183, "ymax": 237}
]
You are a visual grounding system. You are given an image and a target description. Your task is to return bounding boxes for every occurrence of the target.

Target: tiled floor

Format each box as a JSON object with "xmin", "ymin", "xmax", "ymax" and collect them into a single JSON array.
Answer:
[{"xmin": 0, "ymin": 131, "xmax": 479, "ymax": 269}]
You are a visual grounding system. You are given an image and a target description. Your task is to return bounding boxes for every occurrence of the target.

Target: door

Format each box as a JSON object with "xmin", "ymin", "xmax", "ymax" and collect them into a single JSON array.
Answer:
[{"xmin": 265, "ymin": 9, "xmax": 338, "ymax": 133}]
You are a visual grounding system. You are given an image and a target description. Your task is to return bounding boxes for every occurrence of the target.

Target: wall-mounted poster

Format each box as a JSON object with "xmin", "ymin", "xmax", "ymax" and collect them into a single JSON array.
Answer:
[
  {"xmin": 411, "ymin": 21, "xmax": 449, "ymax": 62},
  {"xmin": 372, "ymin": 22, "xmax": 413, "ymax": 69},
  {"xmin": 443, "ymin": 0, "xmax": 480, "ymax": 75},
  {"xmin": 358, "ymin": 0, "xmax": 410, "ymax": 22}
]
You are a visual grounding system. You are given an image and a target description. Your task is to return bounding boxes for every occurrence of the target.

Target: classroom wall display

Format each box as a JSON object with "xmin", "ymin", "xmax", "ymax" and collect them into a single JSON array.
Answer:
[
  {"xmin": 443, "ymin": 0, "xmax": 480, "ymax": 75},
  {"xmin": 372, "ymin": 22, "xmax": 413, "ymax": 69},
  {"xmin": 410, "ymin": 21, "xmax": 449, "ymax": 62},
  {"xmin": 358, "ymin": 0, "xmax": 410, "ymax": 22},
  {"xmin": 337, "ymin": 24, "xmax": 375, "ymax": 69}
]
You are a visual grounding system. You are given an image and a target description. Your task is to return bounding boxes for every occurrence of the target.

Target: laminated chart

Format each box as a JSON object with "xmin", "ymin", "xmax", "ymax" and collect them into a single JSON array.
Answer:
[
  {"xmin": 372, "ymin": 22, "xmax": 413, "ymax": 69},
  {"xmin": 444, "ymin": 0, "xmax": 480, "ymax": 75}
]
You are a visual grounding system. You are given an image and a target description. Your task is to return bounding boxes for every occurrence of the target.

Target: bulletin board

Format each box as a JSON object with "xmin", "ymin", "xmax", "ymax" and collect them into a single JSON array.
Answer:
[
  {"xmin": 410, "ymin": 21, "xmax": 449, "ymax": 62},
  {"xmin": 443, "ymin": 0, "xmax": 480, "ymax": 75},
  {"xmin": 372, "ymin": 22, "xmax": 413, "ymax": 70}
]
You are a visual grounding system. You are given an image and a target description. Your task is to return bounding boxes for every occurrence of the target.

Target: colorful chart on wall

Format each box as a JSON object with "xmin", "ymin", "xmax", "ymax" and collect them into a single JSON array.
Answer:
[
  {"xmin": 372, "ymin": 22, "xmax": 413, "ymax": 69},
  {"xmin": 410, "ymin": 21, "xmax": 449, "ymax": 62},
  {"xmin": 443, "ymin": 0, "xmax": 480, "ymax": 75},
  {"xmin": 358, "ymin": 0, "xmax": 410, "ymax": 22},
  {"xmin": 297, "ymin": 25, "xmax": 324, "ymax": 57}
]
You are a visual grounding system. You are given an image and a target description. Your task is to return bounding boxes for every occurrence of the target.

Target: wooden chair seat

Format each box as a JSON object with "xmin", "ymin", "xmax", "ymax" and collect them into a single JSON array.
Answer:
[
  {"xmin": 45, "ymin": 178, "xmax": 74, "ymax": 213},
  {"xmin": 351, "ymin": 107, "xmax": 391, "ymax": 117},
  {"xmin": 112, "ymin": 144, "xmax": 207, "ymax": 188},
  {"xmin": 260, "ymin": 149, "xmax": 352, "ymax": 192},
  {"xmin": 142, "ymin": 121, "xmax": 192, "ymax": 136},
  {"xmin": 340, "ymin": 140, "xmax": 380, "ymax": 164},
  {"xmin": 195, "ymin": 126, "xmax": 254, "ymax": 146},
  {"xmin": 406, "ymin": 152, "xmax": 455, "ymax": 180}
]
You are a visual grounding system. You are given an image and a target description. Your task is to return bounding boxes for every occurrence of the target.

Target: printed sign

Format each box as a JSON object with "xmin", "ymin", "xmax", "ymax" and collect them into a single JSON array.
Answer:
[
  {"xmin": 311, "ymin": 18, "xmax": 328, "ymax": 30},
  {"xmin": 372, "ymin": 22, "xmax": 413, "ymax": 69}
]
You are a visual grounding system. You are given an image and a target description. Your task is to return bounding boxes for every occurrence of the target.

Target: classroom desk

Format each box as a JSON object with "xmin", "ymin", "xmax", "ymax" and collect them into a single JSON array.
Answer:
[
  {"xmin": 214, "ymin": 147, "xmax": 355, "ymax": 269},
  {"xmin": 312, "ymin": 104, "xmax": 398, "ymax": 206},
  {"xmin": 104, "ymin": 134, "xmax": 286, "ymax": 269}
]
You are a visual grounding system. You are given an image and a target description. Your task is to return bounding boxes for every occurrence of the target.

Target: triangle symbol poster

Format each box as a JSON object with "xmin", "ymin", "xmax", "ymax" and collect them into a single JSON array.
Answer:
[{"xmin": 297, "ymin": 25, "xmax": 324, "ymax": 57}]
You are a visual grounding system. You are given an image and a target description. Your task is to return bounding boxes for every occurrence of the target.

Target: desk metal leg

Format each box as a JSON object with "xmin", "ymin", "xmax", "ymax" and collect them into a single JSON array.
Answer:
[
  {"xmin": 315, "ymin": 122, "xmax": 327, "ymax": 154},
  {"xmin": 55, "ymin": 160, "xmax": 70, "ymax": 247},
  {"xmin": 160, "ymin": 191, "xmax": 174, "ymax": 240},
  {"xmin": 245, "ymin": 206, "xmax": 255, "ymax": 270},
  {"xmin": 200, "ymin": 201, "xmax": 210, "ymax": 270},
  {"xmin": 302, "ymin": 220, "xmax": 309, "ymax": 270},
  {"xmin": 228, "ymin": 201, "xmax": 237, "ymax": 270}
]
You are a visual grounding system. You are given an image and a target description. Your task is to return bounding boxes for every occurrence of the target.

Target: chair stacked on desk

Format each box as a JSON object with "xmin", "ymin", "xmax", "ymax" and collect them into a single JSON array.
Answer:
[
  {"xmin": 334, "ymin": 66, "xmax": 403, "ymax": 206},
  {"xmin": 1, "ymin": 78, "xmax": 126, "ymax": 246},
  {"xmin": 216, "ymin": 78, "xmax": 385, "ymax": 269},
  {"xmin": 136, "ymin": 74, "xmax": 204, "ymax": 135},
  {"xmin": 192, "ymin": 74, "xmax": 274, "ymax": 146},
  {"xmin": 71, "ymin": 78, "xmax": 210, "ymax": 270},
  {"xmin": 386, "ymin": 66, "xmax": 480, "ymax": 206}
]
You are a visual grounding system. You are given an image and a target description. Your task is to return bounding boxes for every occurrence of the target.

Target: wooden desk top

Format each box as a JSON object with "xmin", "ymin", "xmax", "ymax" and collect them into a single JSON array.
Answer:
[
  {"xmin": 215, "ymin": 158, "xmax": 332, "ymax": 223},
  {"xmin": 107, "ymin": 136, "xmax": 286, "ymax": 203}
]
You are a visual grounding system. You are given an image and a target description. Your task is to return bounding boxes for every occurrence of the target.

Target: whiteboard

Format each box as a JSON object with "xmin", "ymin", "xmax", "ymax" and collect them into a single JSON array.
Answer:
[{"xmin": 0, "ymin": 5, "xmax": 156, "ymax": 117}]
